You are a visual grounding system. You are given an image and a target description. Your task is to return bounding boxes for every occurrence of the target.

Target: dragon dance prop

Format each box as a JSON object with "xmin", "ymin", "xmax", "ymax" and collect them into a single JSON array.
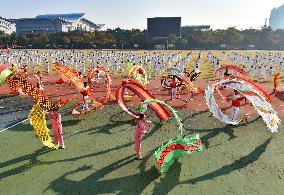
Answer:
[
  {"xmin": 160, "ymin": 67, "xmax": 184, "ymax": 89},
  {"xmin": 3, "ymin": 71, "xmax": 67, "ymax": 111},
  {"xmin": 54, "ymin": 62, "xmax": 84, "ymax": 90},
  {"xmin": 181, "ymin": 74, "xmax": 203, "ymax": 95},
  {"xmin": 161, "ymin": 72, "xmax": 203, "ymax": 97},
  {"xmin": 205, "ymin": 76, "xmax": 280, "ymax": 133},
  {"xmin": 155, "ymin": 134, "xmax": 202, "ymax": 173},
  {"xmin": 234, "ymin": 75, "xmax": 272, "ymax": 103},
  {"xmin": 140, "ymin": 99, "xmax": 203, "ymax": 173},
  {"xmin": 53, "ymin": 62, "xmax": 110, "ymax": 116},
  {"xmin": 217, "ymin": 73, "xmax": 271, "ymax": 103},
  {"xmin": 125, "ymin": 61, "xmax": 133, "ymax": 71},
  {"xmin": 160, "ymin": 74, "xmax": 184, "ymax": 89},
  {"xmin": 0, "ymin": 68, "xmax": 13, "ymax": 86},
  {"xmin": 11, "ymin": 63, "xmax": 19, "ymax": 74},
  {"xmin": 87, "ymin": 66, "xmax": 112, "ymax": 105},
  {"xmin": 116, "ymin": 80, "xmax": 171, "ymax": 121},
  {"xmin": 0, "ymin": 63, "xmax": 7, "ymax": 73},
  {"xmin": 29, "ymin": 104, "xmax": 57, "ymax": 149},
  {"xmin": 160, "ymin": 67, "xmax": 201, "ymax": 92},
  {"xmin": 128, "ymin": 66, "xmax": 149, "ymax": 86},
  {"xmin": 215, "ymin": 64, "xmax": 248, "ymax": 79},
  {"xmin": 71, "ymin": 66, "xmax": 112, "ymax": 116}
]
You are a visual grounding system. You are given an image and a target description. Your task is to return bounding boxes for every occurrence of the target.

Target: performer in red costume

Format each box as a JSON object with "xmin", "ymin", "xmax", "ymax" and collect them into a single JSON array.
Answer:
[
  {"xmin": 227, "ymin": 89, "xmax": 246, "ymax": 123},
  {"xmin": 170, "ymin": 77, "xmax": 178, "ymax": 100},
  {"xmin": 22, "ymin": 64, "xmax": 29, "ymax": 78},
  {"xmin": 273, "ymin": 73, "xmax": 280, "ymax": 94},
  {"xmin": 45, "ymin": 108, "xmax": 65, "ymax": 149},
  {"xmin": 80, "ymin": 82, "xmax": 91, "ymax": 110}
]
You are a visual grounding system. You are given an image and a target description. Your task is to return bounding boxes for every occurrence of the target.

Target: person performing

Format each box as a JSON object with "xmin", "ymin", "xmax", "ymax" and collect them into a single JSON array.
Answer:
[
  {"xmin": 170, "ymin": 77, "xmax": 178, "ymax": 100},
  {"xmin": 134, "ymin": 114, "xmax": 151, "ymax": 159},
  {"xmin": 220, "ymin": 69, "xmax": 232, "ymax": 90},
  {"xmin": 226, "ymin": 89, "xmax": 247, "ymax": 123},
  {"xmin": 80, "ymin": 82, "xmax": 91, "ymax": 110},
  {"xmin": 186, "ymin": 82, "xmax": 197, "ymax": 101},
  {"xmin": 21, "ymin": 64, "xmax": 29, "ymax": 78},
  {"xmin": 273, "ymin": 73, "xmax": 280, "ymax": 94},
  {"xmin": 45, "ymin": 108, "xmax": 65, "ymax": 149}
]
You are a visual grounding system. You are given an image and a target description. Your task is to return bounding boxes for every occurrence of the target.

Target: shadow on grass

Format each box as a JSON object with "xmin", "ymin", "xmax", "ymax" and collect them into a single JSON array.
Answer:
[
  {"xmin": 94, "ymin": 119, "xmax": 137, "ymax": 135},
  {"xmin": 61, "ymin": 119, "xmax": 81, "ymax": 128},
  {"xmin": 189, "ymin": 116, "xmax": 261, "ymax": 148},
  {"xmin": 181, "ymin": 110, "xmax": 210, "ymax": 129},
  {"xmin": 9, "ymin": 123, "xmax": 32, "ymax": 132},
  {"xmin": 44, "ymin": 117, "xmax": 162, "ymax": 170},
  {"xmin": 67, "ymin": 119, "xmax": 136, "ymax": 136},
  {"xmin": 0, "ymin": 147, "xmax": 52, "ymax": 180},
  {"xmin": 67, "ymin": 111, "xmax": 136, "ymax": 136},
  {"xmin": 152, "ymin": 162, "xmax": 182, "ymax": 195},
  {"xmin": 46, "ymin": 155, "xmax": 161, "ymax": 195},
  {"xmin": 0, "ymin": 122, "xmax": 162, "ymax": 181},
  {"xmin": 60, "ymin": 123, "xmax": 163, "ymax": 164},
  {"xmin": 179, "ymin": 138, "xmax": 272, "ymax": 184}
]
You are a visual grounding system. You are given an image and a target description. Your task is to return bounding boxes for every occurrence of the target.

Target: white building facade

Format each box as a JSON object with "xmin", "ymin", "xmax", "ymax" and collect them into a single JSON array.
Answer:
[
  {"xmin": 0, "ymin": 17, "xmax": 15, "ymax": 34},
  {"xmin": 15, "ymin": 13, "xmax": 104, "ymax": 34}
]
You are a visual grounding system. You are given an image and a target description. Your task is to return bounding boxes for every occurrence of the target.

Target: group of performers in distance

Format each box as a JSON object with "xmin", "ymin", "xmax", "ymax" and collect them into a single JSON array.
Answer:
[{"xmin": 0, "ymin": 50, "xmax": 282, "ymax": 171}]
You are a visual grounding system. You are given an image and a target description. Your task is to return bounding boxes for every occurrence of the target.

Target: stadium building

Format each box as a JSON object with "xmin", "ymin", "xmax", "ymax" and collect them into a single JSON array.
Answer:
[
  {"xmin": 0, "ymin": 17, "xmax": 15, "ymax": 34},
  {"xmin": 269, "ymin": 5, "xmax": 284, "ymax": 30},
  {"xmin": 13, "ymin": 13, "xmax": 104, "ymax": 34}
]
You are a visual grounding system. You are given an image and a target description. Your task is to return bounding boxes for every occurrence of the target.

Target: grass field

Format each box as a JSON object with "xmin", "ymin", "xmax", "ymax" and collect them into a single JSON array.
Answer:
[{"xmin": 0, "ymin": 100, "xmax": 284, "ymax": 194}]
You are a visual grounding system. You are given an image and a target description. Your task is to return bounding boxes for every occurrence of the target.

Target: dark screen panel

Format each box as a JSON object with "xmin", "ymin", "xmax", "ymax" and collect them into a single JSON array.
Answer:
[{"xmin": 147, "ymin": 17, "xmax": 181, "ymax": 38}]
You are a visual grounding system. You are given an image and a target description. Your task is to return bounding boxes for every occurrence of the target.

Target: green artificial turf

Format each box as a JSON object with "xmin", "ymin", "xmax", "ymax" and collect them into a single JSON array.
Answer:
[{"xmin": 0, "ymin": 103, "xmax": 283, "ymax": 195}]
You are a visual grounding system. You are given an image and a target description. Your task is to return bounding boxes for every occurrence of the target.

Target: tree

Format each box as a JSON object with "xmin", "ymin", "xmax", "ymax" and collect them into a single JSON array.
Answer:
[
  {"xmin": 168, "ymin": 33, "xmax": 178, "ymax": 44},
  {"xmin": 94, "ymin": 32, "xmax": 116, "ymax": 48},
  {"xmin": 268, "ymin": 32, "xmax": 280, "ymax": 49},
  {"xmin": 257, "ymin": 26, "xmax": 273, "ymax": 49},
  {"xmin": 224, "ymin": 27, "xmax": 243, "ymax": 48},
  {"xmin": 2, "ymin": 25, "xmax": 284, "ymax": 50},
  {"xmin": 240, "ymin": 29, "xmax": 259, "ymax": 49},
  {"xmin": 62, "ymin": 36, "xmax": 70, "ymax": 45},
  {"xmin": 274, "ymin": 29, "xmax": 284, "ymax": 49}
]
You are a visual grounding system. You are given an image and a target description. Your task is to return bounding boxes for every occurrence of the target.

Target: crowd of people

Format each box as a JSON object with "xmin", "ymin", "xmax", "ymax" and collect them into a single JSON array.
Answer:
[
  {"xmin": 1, "ymin": 49, "xmax": 282, "ymax": 82},
  {"xmin": 0, "ymin": 50, "xmax": 194, "ymax": 76}
]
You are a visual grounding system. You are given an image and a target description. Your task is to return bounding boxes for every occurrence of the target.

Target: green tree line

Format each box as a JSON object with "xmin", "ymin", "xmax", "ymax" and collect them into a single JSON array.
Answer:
[{"xmin": 1, "ymin": 26, "xmax": 284, "ymax": 50}]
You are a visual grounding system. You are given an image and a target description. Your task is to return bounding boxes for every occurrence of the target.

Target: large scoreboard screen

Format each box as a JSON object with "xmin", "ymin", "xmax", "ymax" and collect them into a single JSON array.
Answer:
[{"xmin": 147, "ymin": 17, "xmax": 181, "ymax": 38}]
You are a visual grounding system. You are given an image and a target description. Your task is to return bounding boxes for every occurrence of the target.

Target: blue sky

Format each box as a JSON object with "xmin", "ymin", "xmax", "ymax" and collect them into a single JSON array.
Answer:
[{"xmin": 1, "ymin": 0, "xmax": 284, "ymax": 30}]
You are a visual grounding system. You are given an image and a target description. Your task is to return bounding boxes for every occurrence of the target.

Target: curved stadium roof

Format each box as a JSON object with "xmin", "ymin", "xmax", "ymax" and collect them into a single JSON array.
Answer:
[{"xmin": 35, "ymin": 13, "xmax": 85, "ymax": 22}]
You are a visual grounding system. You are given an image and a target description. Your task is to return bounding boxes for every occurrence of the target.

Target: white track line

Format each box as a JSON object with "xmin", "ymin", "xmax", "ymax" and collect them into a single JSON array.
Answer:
[
  {"xmin": 0, "ymin": 118, "xmax": 29, "ymax": 133},
  {"xmin": 0, "ymin": 107, "xmax": 71, "ymax": 133}
]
